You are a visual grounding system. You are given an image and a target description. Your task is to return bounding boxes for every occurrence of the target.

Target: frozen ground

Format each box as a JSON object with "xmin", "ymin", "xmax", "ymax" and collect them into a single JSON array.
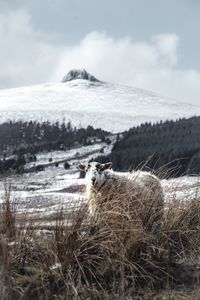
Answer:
[
  {"xmin": 0, "ymin": 142, "xmax": 114, "ymax": 222},
  {"xmin": 162, "ymin": 176, "xmax": 200, "ymax": 203},
  {"xmin": 0, "ymin": 141, "xmax": 199, "ymax": 225}
]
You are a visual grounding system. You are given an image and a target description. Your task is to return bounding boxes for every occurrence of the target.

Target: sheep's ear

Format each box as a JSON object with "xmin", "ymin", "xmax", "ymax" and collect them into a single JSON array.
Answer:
[
  {"xmin": 78, "ymin": 164, "xmax": 86, "ymax": 172},
  {"xmin": 101, "ymin": 162, "xmax": 112, "ymax": 170}
]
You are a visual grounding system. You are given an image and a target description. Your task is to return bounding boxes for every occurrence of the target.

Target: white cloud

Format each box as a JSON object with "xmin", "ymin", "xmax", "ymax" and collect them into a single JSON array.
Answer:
[
  {"xmin": 152, "ymin": 34, "xmax": 179, "ymax": 67},
  {"xmin": 0, "ymin": 7, "xmax": 199, "ymax": 105},
  {"xmin": 0, "ymin": 8, "xmax": 62, "ymax": 88},
  {"xmin": 53, "ymin": 31, "xmax": 200, "ymax": 104}
]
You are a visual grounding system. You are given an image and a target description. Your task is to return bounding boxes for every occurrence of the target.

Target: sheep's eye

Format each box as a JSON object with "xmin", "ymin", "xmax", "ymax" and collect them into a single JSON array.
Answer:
[{"xmin": 96, "ymin": 163, "xmax": 100, "ymax": 169}]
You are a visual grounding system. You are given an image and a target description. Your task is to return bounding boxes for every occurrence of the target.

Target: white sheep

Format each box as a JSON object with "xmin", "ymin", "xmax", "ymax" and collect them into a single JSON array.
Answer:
[{"xmin": 79, "ymin": 161, "xmax": 164, "ymax": 232}]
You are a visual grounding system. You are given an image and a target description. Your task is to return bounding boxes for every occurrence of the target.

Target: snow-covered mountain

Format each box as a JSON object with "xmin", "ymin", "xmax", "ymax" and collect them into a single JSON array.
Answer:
[{"xmin": 0, "ymin": 69, "xmax": 199, "ymax": 132}]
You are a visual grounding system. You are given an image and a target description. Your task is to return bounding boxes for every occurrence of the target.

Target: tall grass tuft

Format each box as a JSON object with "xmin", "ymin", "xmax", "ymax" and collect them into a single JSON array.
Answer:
[
  {"xmin": 0, "ymin": 182, "xmax": 200, "ymax": 299},
  {"xmin": 0, "ymin": 184, "xmax": 16, "ymax": 239}
]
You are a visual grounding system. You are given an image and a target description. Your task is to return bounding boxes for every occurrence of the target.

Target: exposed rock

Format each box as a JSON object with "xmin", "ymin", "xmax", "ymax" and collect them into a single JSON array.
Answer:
[{"xmin": 62, "ymin": 69, "xmax": 100, "ymax": 83}]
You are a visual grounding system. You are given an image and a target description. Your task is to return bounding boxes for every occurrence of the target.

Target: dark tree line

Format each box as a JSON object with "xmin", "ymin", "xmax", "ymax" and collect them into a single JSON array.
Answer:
[
  {"xmin": 100, "ymin": 116, "xmax": 200, "ymax": 177},
  {"xmin": 0, "ymin": 120, "xmax": 108, "ymax": 157},
  {"xmin": 0, "ymin": 120, "xmax": 109, "ymax": 174}
]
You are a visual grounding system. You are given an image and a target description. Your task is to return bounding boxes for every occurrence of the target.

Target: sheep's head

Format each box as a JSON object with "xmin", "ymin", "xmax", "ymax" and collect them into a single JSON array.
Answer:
[{"xmin": 78, "ymin": 161, "xmax": 112, "ymax": 188}]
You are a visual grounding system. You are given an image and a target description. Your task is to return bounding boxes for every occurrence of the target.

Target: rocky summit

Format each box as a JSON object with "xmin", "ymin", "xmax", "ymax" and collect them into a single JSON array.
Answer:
[{"xmin": 62, "ymin": 69, "xmax": 100, "ymax": 83}]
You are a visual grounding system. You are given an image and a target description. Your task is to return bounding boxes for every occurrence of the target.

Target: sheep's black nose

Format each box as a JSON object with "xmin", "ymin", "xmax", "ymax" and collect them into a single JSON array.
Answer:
[{"xmin": 92, "ymin": 178, "xmax": 96, "ymax": 185}]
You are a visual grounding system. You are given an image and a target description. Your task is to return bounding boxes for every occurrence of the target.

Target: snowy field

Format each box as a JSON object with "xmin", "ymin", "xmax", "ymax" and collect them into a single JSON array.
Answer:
[
  {"xmin": 0, "ymin": 141, "xmax": 199, "ymax": 226},
  {"xmin": 0, "ymin": 142, "xmax": 114, "ymax": 222},
  {"xmin": 162, "ymin": 176, "xmax": 200, "ymax": 203}
]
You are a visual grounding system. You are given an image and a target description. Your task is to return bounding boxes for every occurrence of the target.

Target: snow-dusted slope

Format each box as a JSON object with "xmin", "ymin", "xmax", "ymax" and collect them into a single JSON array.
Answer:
[{"xmin": 0, "ymin": 70, "xmax": 199, "ymax": 132}]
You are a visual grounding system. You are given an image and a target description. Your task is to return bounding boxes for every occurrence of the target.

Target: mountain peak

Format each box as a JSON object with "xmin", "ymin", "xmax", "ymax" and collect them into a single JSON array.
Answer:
[{"xmin": 62, "ymin": 69, "xmax": 100, "ymax": 83}]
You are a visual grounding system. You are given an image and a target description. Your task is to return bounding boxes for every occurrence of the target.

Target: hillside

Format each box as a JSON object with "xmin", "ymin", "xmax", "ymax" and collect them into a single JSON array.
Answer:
[
  {"xmin": 0, "ymin": 69, "xmax": 199, "ymax": 132},
  {"xmin": 102, "ymin": 116, "xmax": 200, "ymax": 176}
]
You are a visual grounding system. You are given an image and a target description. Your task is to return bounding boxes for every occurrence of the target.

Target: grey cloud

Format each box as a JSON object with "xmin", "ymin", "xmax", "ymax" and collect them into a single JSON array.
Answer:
[
  {"xmin": 0, "ymin": 8, "xmax": 63, "ymax": 88},
  {"xmin": 1, "ymin": 0, "xmax": 200, "ymax": 70},
  {"xmin": 0, "ymin": 2, "xmax": 200, "ymax": 105}
]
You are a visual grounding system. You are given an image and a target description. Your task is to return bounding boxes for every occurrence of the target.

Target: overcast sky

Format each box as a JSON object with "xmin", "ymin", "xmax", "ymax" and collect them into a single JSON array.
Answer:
[{"xmin": 0, "ymin": 0, "xmax": 200, "ymax": 104}]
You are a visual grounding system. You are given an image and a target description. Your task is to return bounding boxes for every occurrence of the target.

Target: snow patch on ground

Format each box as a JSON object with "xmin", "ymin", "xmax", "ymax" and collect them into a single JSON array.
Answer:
[
  {"xmin": 0, "ymin": 142, "xmax": 111, "ymax": 217},
  {"xmin": 162, "ymin": 176, "xmax": 200, "ymax": 202}
]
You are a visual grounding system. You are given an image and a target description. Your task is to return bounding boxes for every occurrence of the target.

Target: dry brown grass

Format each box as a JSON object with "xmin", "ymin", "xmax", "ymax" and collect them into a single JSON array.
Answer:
[{"xmin": 0, "ymin": 183, "xmax": 200, "ymax": 299}]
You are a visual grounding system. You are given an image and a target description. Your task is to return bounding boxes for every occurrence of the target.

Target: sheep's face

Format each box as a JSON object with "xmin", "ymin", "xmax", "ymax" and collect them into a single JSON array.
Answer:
[{"xmin": 78, "ymin": 162, "xmax": 112, "ymax": 188}]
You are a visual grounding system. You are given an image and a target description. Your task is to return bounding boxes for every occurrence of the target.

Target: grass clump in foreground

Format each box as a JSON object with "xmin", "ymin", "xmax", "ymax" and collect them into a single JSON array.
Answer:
[{"xmin": 0, "ymin": 186, "xmax": 200, "ymax": 299}]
